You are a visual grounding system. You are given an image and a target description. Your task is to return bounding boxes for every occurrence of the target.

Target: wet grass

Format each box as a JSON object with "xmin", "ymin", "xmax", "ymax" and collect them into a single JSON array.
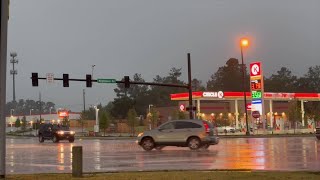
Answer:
[{"xmin": 5, "ymin": 171, "xmax": 320, "ymax": 180}]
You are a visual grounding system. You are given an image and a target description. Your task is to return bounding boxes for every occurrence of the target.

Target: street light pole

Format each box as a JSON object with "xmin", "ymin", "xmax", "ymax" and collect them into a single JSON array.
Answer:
[
  {"xmin": 9, "ymin": 109, "xmax": 14, "ymax": 132},
  {"xmin": 240, "ymin": 38, "xmax": 250, "ymax": 136},
  {"xmin": 94, "ymin": 106, "xmax": 99, "ymax": 134},
  {"xmin": 91, "ymin": 65, "xmax": 95, "ymax": 78},
  {"xmin": 30, "ymin": 109, "xmax": 33, "ymax": 116},
  {"xmin": 49, "ymin": 107, "xmax": 53, "ymax": 114},
  {"xmin": 10, "ymin": 109, "xmax": 14, "ymax": 116},
  {"xmin": 148, "ymin": 104, "xmax": 153, "ymax": 114}
]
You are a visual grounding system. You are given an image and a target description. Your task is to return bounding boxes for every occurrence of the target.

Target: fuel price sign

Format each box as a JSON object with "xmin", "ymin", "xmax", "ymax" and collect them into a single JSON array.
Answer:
[
  {"xmin": 251, "ymin": 79, "xmax": 262, "ymax": 90},
  {"xmin": 252, "ymin": 90, "xmax": 262, "ymax": 99}
]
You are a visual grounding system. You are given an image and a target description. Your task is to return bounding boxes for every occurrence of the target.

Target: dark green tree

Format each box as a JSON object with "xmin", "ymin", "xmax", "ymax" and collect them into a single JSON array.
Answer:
[
  {"xmin": 110, "ymin": 96, "xmax": 134, "ymax": 119},
  {"xmin": 296, "ymin": 65, "xmax": 320, "ymax": 92},
  {"xmin": 5, "ymin": 99, "xmax": 56, "ymax": 116},
  {"xmin": 288, "ymin": 99, "xmax": 301, "ymax": 133},
  {"xmin": 127, "ymin": 108, "xmax": 138, "ymax": 136},
  {"xmin": 171, "ymin": 110, "xmax": 187, "ymax": 120},
  {"xmin": 264, "ymin": 67, "xmax": 297, "ymax": 92},
  {"xmin": 207, "ymin": 58, "xmax": 249, "ymax": 91},
  {"xmin": 191, "ymin": 78, "xmax": 206, "ymax": 91},
  {"xmin": 149, "ymin": 107, "xmax": 160, "ymax": 129},
  {"xmin": 304, "ymin": 101, "xmax": 320, "ymax": 127},
  {"xmin": 15, "ymin": 118, "xmax": 21, "ymax": 128},
  {"xmin": 149, "ymin": 67, "xmax": 186, "ymax": 107},
  {"xmin": 99, "ymin": 111, "xmax": 111, "ymax": 136},
  {"xmin": 21, "ymin": 116, "xmax": 27, "ymax": 131}
]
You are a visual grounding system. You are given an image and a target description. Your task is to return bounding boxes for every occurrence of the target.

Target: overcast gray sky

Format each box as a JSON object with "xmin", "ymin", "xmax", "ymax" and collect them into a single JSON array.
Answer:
[{"xmin": 6, "ymin": 0, "xmax": 320, "ymax": 111}]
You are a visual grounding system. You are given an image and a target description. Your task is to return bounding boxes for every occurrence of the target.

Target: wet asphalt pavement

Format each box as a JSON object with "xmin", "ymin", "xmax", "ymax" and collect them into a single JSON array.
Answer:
[{"xmin": 5, "ymin": 136, "xmax": 320, "ymax": 174}]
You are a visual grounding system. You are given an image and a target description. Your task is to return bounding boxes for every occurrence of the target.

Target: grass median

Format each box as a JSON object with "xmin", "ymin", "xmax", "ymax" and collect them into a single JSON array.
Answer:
[{"xmin": 5, "ymin": 171, "xmax": 320, "ymax": 180}]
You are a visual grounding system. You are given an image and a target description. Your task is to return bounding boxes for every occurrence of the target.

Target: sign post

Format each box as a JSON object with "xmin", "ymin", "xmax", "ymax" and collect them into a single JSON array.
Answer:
[{"xmin": 250, "ymin": 62, "xmax": 265, "ymax": 130}]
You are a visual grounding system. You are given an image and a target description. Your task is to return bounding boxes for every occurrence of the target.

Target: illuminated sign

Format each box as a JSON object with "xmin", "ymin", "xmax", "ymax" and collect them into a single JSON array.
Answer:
[
  {"xmin": 179, "ymin": 104, "xmax": 185, "ymax": 111},
  {"xmin": 246, "ymin": 104, "xmax": 252, "ymax": 111},
  {"xmin": 251, "ymin": 79, "xmax": 262, "ymax": 90},
  {"xmin": 202, "ymin": 91, "xmax": 224, "ymax": 98},
  {"xmin": 250, "ymin": 62, "xmax": 261, "ymax": 76},
  {"xmin": 252, "ymin": 99, "xmax": 262, "ymax": 104},
  {"xmin": 252, "ymin": 91, "xmax": 262, "ymax": 99},
  {"xmin": 58, "ymin": 111, "xmax": 69, "ymax": 117}
]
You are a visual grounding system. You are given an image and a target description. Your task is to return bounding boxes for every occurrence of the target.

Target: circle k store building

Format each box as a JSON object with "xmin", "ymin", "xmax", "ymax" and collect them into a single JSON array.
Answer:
[{"xmin": 170, "ymin": 91, "xmax": 320, "ymax": 130}]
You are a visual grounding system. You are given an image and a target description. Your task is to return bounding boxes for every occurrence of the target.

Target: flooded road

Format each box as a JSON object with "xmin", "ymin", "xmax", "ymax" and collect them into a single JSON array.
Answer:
[{"xmin": 5, "ymin": 136, "xmax": 320, "ymax": 174}]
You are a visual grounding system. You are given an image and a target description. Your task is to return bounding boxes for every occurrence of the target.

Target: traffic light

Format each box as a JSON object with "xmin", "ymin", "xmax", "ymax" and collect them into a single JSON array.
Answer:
[
  {"xmin": 63, "ymin": 74, "xmax": 69, "ymax": 87},
  {"xmin": 86, "ymin": 74, "xmax": 92, "ymax": 87},
  {"xmin": 124, "ymin": 76, "xmax": 130, "ymax": 88},
  {"xmin": 31, "ymin": 73, "xmax": 38, "ymax": 86}
]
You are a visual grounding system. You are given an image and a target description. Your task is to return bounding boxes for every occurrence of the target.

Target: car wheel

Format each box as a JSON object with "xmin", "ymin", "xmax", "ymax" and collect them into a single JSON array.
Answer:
[
  {"xmin": 201, "ymin": 144, "xmax": 210, "ymax": 149},
  {"xmin": 69, "ymin": 138, "xmax": 75, "ymax": 143},
  {"xmin": 39, "ymin": 135, "xmax": 44, "ymax": 143},
  {"xmin": 52, "ymin": 135, "xmax": 59, "ymax": 143},
  {"xmin": 155, "ymin": 146, "xmax": 165, "ymax": 151},
  {"xmin": 224, "ymin": 129, "xmax": 227, "ymax": 133},
  {"xmin": 188, "ymin": 137, "xmax": 201, "ymax": 150},
  {"xmin": 141, "ymin": 137, "xmax": 155, "ymax": 151}
]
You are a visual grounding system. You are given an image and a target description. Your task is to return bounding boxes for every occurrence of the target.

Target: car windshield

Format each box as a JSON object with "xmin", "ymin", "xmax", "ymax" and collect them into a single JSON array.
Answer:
[{"xmin": 53, "ymin": 125, "xmax": 69, "ymax": 130}]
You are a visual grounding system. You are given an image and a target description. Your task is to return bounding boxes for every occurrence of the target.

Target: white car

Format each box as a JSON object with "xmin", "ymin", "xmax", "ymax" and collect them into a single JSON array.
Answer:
[{"xmin": 217, "ymin": 126, "xmax": 236, "ymax": 133}]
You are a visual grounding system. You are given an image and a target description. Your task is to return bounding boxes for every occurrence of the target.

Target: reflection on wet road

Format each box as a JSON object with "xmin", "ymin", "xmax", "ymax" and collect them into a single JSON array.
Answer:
[{"xmin": 6, "ymin": 137, "xmax": 320, "ymax": 174}]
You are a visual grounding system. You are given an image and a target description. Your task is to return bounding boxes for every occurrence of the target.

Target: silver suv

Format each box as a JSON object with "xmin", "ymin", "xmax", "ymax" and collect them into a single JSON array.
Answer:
[{"xmin": 137, "ymin": 119, "xmax": 219, "ymax": 151}]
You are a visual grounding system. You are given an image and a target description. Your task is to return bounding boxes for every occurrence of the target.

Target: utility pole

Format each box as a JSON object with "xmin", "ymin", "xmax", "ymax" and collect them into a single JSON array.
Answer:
[
  {"xmin": 83, "ymin": 89, "xmax": 86, "ymax": 111},
  {"xmin": 0, "ymin": 0, "xmax": 9, "ymax": 178},
  {"xmin": 82, "ymin": 89, "xmax": 85, "ymax": 133},
  {"xmin": 39, "ymin": 92, "xmax": 42, "ymax": 122},
  {"xmin": 10, "ymin": 52, "xmax": 18, "ymax": 102},
  {"xmin": 188, "ymin": 53, "xmax": 193, "ymax": 119}
]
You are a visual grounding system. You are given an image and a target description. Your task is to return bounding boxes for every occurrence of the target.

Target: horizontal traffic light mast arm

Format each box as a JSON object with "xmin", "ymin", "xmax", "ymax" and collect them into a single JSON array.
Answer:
[
  {"xmin": 34, "ymin": 77, "xmax": 98, "ymax": 82},
  {"xmin": 123, "ymin": 81, "xmax": 189, "ymax": 89},
  {"xmin": 32, "ymin": 77, "xmax": 188, "ymax": 88}
]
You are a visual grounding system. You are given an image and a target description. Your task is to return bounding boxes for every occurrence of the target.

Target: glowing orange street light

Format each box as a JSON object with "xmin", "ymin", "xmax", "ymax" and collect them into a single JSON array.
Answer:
[{"xmin": 241, "ymin": 38, "xmax": 249, "ymax": 47}]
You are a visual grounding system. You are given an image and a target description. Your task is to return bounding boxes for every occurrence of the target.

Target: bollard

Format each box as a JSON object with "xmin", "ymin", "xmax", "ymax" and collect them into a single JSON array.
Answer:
[{"xmin": 72, "ymin": 146, "xmax": 83, "ymax": 177}]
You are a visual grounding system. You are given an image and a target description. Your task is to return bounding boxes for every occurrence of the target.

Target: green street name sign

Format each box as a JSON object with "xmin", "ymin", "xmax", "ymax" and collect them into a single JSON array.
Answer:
[{"xmin": 97, "ymin": 79, "xmax": 117, "ymax": 83}]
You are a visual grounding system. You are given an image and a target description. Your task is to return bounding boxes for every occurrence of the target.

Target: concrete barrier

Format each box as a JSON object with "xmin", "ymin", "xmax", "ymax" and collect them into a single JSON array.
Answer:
[{"xmin": 72, "ymin": 146, "xmax": 82, "ymax": 177}]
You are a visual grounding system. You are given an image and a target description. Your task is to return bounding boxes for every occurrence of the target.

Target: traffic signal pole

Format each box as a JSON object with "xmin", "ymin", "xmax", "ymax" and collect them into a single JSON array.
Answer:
[{"xmin": 0, "ymin": 0, "xmax": 9, "ymax": 178}]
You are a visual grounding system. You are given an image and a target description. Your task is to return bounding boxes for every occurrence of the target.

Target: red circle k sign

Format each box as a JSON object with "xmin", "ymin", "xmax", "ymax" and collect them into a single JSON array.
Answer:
[
  {"xmin": 179, "ymin": 104, "xmax": 185, "ymax": 111},
  {"xmin": 250, "ymin": 62, "xmax": 261, "ymax": 76}
]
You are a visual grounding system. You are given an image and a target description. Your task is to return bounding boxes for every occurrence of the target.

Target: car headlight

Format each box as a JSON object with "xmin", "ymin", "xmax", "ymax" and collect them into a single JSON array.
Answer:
[
  {"xmin": 137, "ymin": 133, "xmax": 144, "ymax": 137},
  {"xmin": 57, "ymin": 131, "xmax": 64, "ymax": 135},
  {"xmin": 70, "ymin": 131, "xmax": 75, "ymax": 135}
]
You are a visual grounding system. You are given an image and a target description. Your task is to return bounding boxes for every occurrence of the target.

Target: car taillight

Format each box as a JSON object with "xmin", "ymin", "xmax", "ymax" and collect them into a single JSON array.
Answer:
[{"xmin": 203, "ymin": 122, "xmax": 210, "ymax": 134}]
